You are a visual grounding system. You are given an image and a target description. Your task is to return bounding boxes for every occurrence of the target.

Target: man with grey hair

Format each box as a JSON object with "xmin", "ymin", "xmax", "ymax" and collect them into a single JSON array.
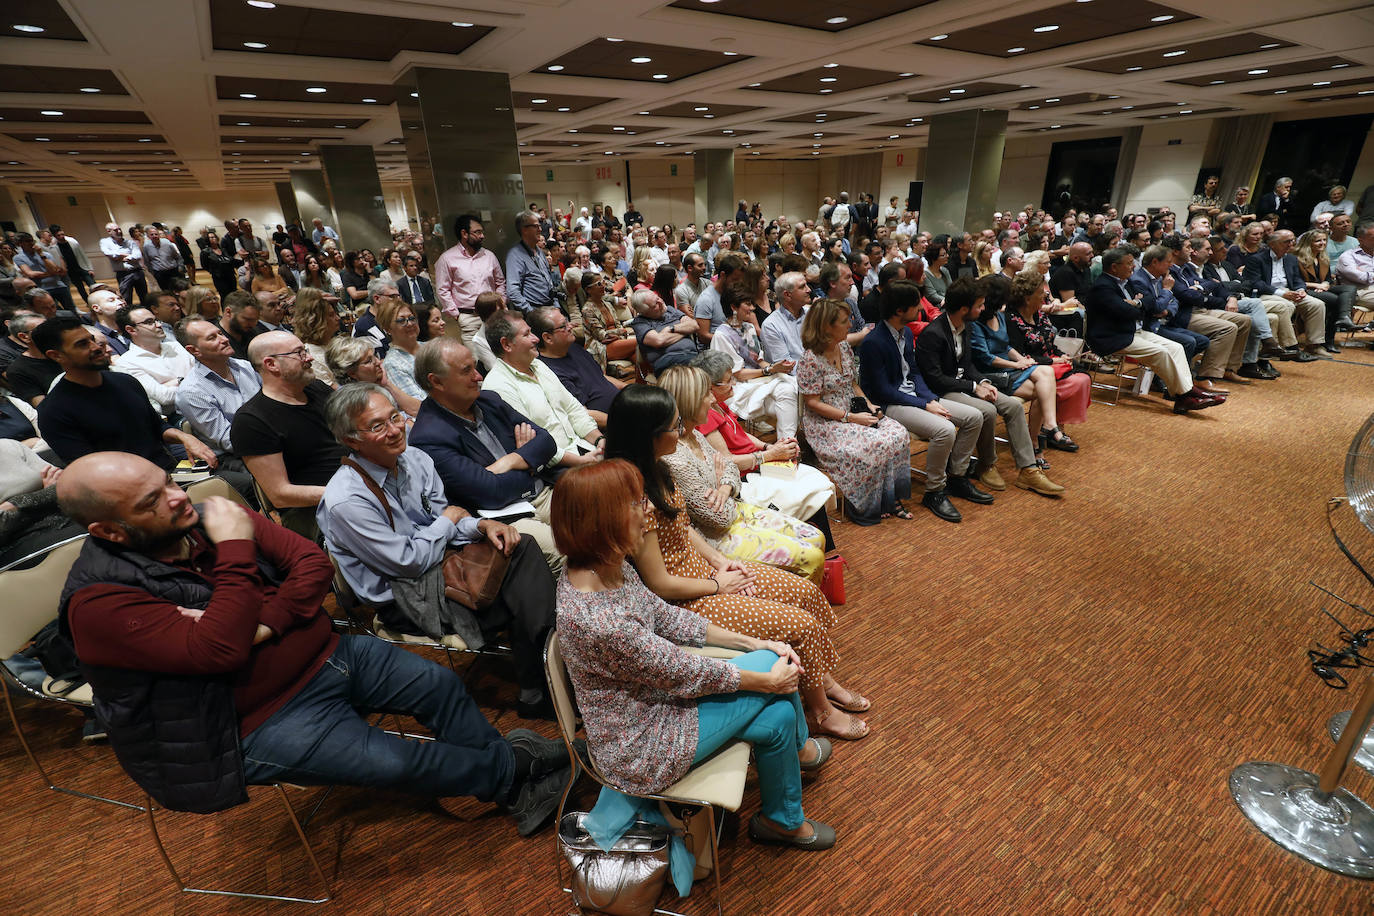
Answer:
[
  {"xmin": 350, "ymin": 276, "xmax": 400, "ymax": 356},
  {"xmin": 1257, "ymin": 177, "xmax": 1295, "ymax": 232},
  {"xmin": 628, "ymin": 287, "xmax": 698, "ymax": 373},
  {"xmin": 100, "ymin": 221, "xmax": 148, "ymax": 305},
  {"xmin": 761, "ymin": 271, "xmax": 809, "ymax": 369},
  {"xmin": 141, "ymin": 226, "xmax": 184, "ymax": 292},
  {"xmin": 1241, "ymin": 229, "xmax": 1330, "ymax": 355},
  {"xmin": 505, "ymin": 211, "xmax": 560, "ymax": 313},
  {"xmin": 318, "ymin": 381, "xmax": 561, "ymax": 727}
]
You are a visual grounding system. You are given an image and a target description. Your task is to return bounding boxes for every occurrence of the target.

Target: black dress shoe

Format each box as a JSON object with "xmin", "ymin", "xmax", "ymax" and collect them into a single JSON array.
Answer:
[
  {"xmin": 921, "ymin": 489, "xmax": 962, "ymax": 523},
  {"xmin": 1238, "ymin": 363, "xmax": 1267, "ymax": 380},
  {"xmin": 1324, "ymin": 342, "xmax": 1342, "ymax": 354},
  {"xmin": 947, "ymin": 474, "xmax": 995, "ymax": 504},
  {"xmin": 1292, "ymin": 349, "xmax": 1320, "ymax": 363},
  {"xmin": 1257, "ymin": 358, "xmax": 1280, "ymax": 377},
  {"xmin": 1336, "ymin": 317, "xmax": 1359, "ymax": 332},
  {"xmin": 1259, "ymin": 340, "xmax": 1288, "ymax": 358}
]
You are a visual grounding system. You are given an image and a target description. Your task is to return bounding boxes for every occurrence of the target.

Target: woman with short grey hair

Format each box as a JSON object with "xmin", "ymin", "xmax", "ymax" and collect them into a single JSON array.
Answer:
[{"xmin": 325, "ymin": 337, "xmax": 421, "ymax": 418}]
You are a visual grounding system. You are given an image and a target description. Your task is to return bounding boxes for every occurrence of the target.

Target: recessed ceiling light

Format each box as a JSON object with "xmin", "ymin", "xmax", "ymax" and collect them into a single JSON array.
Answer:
[
  {"xmin": 247, "ymin": 1, "xmax": 276, "ymax": 8},
  {"xmin": 1209, "ymin": 80, "xmax": 1225, "ymax": 85},
  {"xmin": 1028, "ymin": 105, "xmax": 1040, "ymax": 110},
  {"xmin": 751, "ymin": 151, "xmax": 760, "ymax": 155},
  {"xmin": 704, "ymin": 114, "xmax": 715, "ymax": 118},
  {"xmin": 234, "ymin": 138, "xmax": 245, "ymax": 142},
  {"xmin": 1162, "ymin": 50, "xmax": 1186, "ymax": 57},
  {"xmin": 1007, "ymin": 47, "xmax": 1026, "ymax": 53},
  {"xmin": 172, "ymin": 168, "xmax": 180, "ymax": 171},
  {"xmin": 1274, "ymin": 89, "xmax": 1287, "ymax": 94},
  {"xmin": 236, "ymin": 121, "xmax": 251, "ymax": 126},
  {"xmin": 232, "ymin": 152, "xmax": 242, "ymax": 155},
  {"xmin": 548, "ymin": 65, "xmax": 564, "ymax": 72},
  {"xmin": 613, "ymin": 126, "xmax": 625, "ymax": 130},
  {"xmin": 631, "ymin": 56, "xmax": 652, "ymax": 64},
  {"xmin": 1151, "ymin": 14, "xmax": 1174, "ymax": 21},
  {"xmin": 1050, "ymin": 124, "xmax": 1061, "ymax": 128},
  {"xmin": 1313, "ymin": 81, "xmax": 1331, "ymax": 86},
  {"xmin": 723, "ymin": 51, "xmax": 738, "ymax": 55},
  {"xmin": 899, "ymin": 72, "xmax": 914, "ymax": 77},
  {"xmin": 40, "ymin": 110, "xmax": 63, "ymax": 116},
  {"xmin": 1360, "ymin": 90, "xmax": 1374, "ymax": 95},
  {"xmin": 1120, "ymin": 105, "xmax": 1133, "ymax": 109},
  {"xmin": 826, "ymin": 16, "xmax": 848, "ymax": 24},
  {"xmin": 813, "ymin": 132, "xmax": 823, "ymax": 137},
  {"xmin": 888, "ymin": 134, "xmax": 899, "ymax": 139},
  {"xmin": 80, "ymin": 87, "xmax": 101, "ymax": 93},
  {"xmin": 1033, "ymin": 25, "xmax": 1059, "ymax": 32},
  {"xmin": 13, "ymin": 24, "xmax": 45, "ymax": 32},
  {"xmin": 824, "ymin": 63, "xmax": 839, "ymax": 68},
  {"xmin": 606, "ymin": 37, "xmax": 624, "ymax": 42},
  {"xmin": 951, "ymin": 89, "xmax": 967, "ymax": 94},
  {"xmin": 1045, "ymin": 97, "xmax": 1060, "ymax": 102},
  {"xmin": 820, "ymin": 77, "xmax": 837, "ymax": 83},
  {"xmin": 694, "ymin": 106, "xmax": 710, "ymax": 111},
  {"xmin": 361, "ymin": 97, "xmax": 377, "ymax": 103},
  {"xmin": 531, "ymin": 98, "xmax": 548, "ymax": 104},
  {"xmin": 1248, "ymin": 69, "xmax": 1268, "ymax": 75},
  {"xmin": 306, "ymin": 86, "xmax": 326, "ymax": 93},
  {"xmin": 138, "ymin": 137, "xmax": 152, "ymax": 142},
  {"xmin": 301, "ymin": 151, "xmax": 311, "ymax": 155},
  {"xmin": 913, "ymin": 117, "xmax": 923, "ymax": 122},
  {"xmin": 1333, "ymin": 63, "xmax": 1351, "ymax": 68},
  {"xmin": 653, "ymin": 73, "xmax": 669, "ymax": 79},
  {"xmin": 239, "ymin": 92, "xmax": 257, "ymax": 98},
  {"xmin": 243, "ymin": 41, "xmax": 267, "ymax": 49},
  {"xmin": 451, "ymin": 21, "xmax": 473, "ymax": 27},
  {"xmin": 1179, "ymin": 110, "xmax": 1192, "ymax": 114},
  {"xmin": 568, "ymin": 129, "xmax": 578, "ymax": 133},
  {"xmin": 723, "ymin": 129, "xmax": 734, "ymax": 134},
  {"xmin": 1126, "ymin": 66, "xmax": 1143, "ymax": 72},
  {"xmin": 1260, "ymin": 43, "xmax": 1280, "ymax": 49},
  {"xmin": 410, "ymin": 92, "xmax": 419, "ymax": 98},
  {"xmin": 819, "ymin": 89, "xmax": 832, "ymax": 94}
]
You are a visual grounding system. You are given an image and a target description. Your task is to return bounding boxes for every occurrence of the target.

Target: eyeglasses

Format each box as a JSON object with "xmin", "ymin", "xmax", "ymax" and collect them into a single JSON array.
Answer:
[
  {"xmin": 358, "ymin": 412, "xmax": 406, "ymax": 436},
  {"xmin": 393, "ymin": 315, "xmax": 418, "ymax": 326},
  {"xmin": 133, "ymin": 317, "xmax": 160, "ymax": 327},
  {"xmin": 268, "ymin": 346, "xmax": 309, "ymax": 361}
]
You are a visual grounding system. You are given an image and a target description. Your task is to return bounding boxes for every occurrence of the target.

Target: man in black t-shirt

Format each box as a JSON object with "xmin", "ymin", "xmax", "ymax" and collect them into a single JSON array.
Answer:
[
  {"xmin": 1048, "ymin": 241, "xmax": 1095, "ymax": 337},
  {"xmin": 4, "ymin": 313, "xmax": 63, "ymax": 405},
  {"xmin": 230, "ymin": 330, "xmax": 345, "ymax": 537}
]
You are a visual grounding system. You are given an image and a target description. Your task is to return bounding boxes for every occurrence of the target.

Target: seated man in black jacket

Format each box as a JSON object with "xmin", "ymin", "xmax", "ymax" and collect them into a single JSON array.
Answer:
[
  {"xmin": 1083, "ymin": 248, "xmax": 1225, "ymax": 415},
  {"xmin": 408, "ymin": 337, "xmax": 563, "ymax": 573},
  {"xmin": 914, "ymin": 278, "xmax": 1065, "ymax": 497}
]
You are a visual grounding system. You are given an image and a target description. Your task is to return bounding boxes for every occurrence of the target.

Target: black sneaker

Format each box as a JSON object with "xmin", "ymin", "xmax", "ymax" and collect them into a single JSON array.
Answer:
[
  {"xmin": 506, "ymin": 728, "xmax": 572, "ymax": 781},
  {"xmin": 946, "ymin": 474, "xmax": 995, "ymax": 505},
  {"xmin": 506, "ymin": 764, "xmax": 572, "ymax": 837}
]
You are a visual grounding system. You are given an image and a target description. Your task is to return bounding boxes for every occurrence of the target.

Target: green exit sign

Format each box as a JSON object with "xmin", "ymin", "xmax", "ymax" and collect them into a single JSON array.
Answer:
[
  {"xmin": 670, "ymin": 164, "xmax": 677, "ymax": 177},
  {"xmin": 67, "ymin": 195, "xmax": 78, "ymax": 206},
  {"xmin": 546, "ymin": 169, "xmax": 554, "ymax": 181}
]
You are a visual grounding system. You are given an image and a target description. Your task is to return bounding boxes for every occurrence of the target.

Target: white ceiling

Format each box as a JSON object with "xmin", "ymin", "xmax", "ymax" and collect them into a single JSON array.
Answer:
[{"xmin": 0, "ymin": 0, "xmax": 1371, "ymax": 194}]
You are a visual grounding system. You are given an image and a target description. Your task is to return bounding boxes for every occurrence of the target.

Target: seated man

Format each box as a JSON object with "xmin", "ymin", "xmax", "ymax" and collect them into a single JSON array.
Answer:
[
  {"xmin": 411, "ymin": 338, "xmax": 563, "ymax": 573},
  {"xmin": 1084, "ymin": 248, "xmax": 1226, "ymax": 415},
  {"xmin": 319, "ymin": 383, "xmax": 559, "ymax": 721},
  {"xmin": 525, "ymin": 305, "xmax": 626, "ymax": 428},
  {"xmin": 219, "ymin": 290, "xmax": 262, "ymax": 361},
  {"xmin": 1335, "ymin": 221, "xmax": 1374, "ymax": 312},
  {"xmin": 629, "ymin": 288, "xmax": 698, "ymax": 373},
  {"xmin": 34, "ymin": 316, "xmax": 216, "ymax": 469},
  {"xmin": 112, "ymin": 305, "xmax": 195, "ymax": 417},
  {"xmin": 761, "ymin": 271, "xmax": 809, "ymax": 368},
  {"xmin": 58, "ymin": 452, "xmax": 569, "ymax": 834},
  {"xmin": 3, "ymin": 312, "xmax": 63, "ymax": 405},
  {"xmin": 1242, "ymin": 230, "xmax": 1328, "ymax": 359},
  {"xmin": 859, "ymin": 280, "xmax": 990, "ymax": 522},
  {"xmin": 1167, "ymin": 237, "xmax": 1276, "ymax": 382},
  {"xmin": 230, "ymin": 330, "xmax": 345, "ymax": 537},
  {"xmin": 482, "ymin": 309, "xmax": 605, "ymax": 468},
  {"xmin": 1131, "ymin": 244, "xmax": 1233, "ymax": 395},
  {"xmin": 914, "ymin": 279, "xmax": 1065, "ymax": 496},
  {"xmin": 173, "ymin": 317, "xmax": 263, "ymax": 500}
]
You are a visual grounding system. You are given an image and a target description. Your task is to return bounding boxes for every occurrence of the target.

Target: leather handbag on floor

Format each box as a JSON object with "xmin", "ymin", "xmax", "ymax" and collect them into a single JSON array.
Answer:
[
  {"xmin": 821, "ymin": 555, "xmax": 847, "ymax": 605},
  {"xmin": 559, "ymin": 812, "xmax": 670, "ymax": 916}
]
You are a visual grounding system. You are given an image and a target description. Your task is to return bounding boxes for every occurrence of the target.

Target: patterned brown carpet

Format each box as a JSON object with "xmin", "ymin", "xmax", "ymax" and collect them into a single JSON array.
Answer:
[{"xmin": 8, "ymin": 338, "xmax": 1374, "ymax": 915}]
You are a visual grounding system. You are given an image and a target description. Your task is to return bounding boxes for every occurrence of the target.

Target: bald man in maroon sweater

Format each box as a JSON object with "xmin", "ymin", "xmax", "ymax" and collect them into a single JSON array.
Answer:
[{"xmin": 57, "ymin": 452, "xmax": 570, "ymax": 833}]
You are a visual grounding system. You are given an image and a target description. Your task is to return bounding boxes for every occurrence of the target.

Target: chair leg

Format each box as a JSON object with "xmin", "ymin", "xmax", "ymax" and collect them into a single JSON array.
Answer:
[
  {"xmin": 143, "ymin": 785, "xmax": 333, "ymax": 904},
  {"xmin": 2, "ymin": 675, "xmax": 144, "ymax": 811}
]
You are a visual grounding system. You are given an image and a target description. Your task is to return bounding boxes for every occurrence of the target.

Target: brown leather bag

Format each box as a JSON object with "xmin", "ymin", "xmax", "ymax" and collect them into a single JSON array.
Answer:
[{"xmin": 341, "ymin": 457, "xmax": 510, "ymax": 611}]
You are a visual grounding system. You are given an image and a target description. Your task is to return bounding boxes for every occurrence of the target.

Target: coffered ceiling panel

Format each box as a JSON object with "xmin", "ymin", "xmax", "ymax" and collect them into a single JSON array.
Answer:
[
  {"xmin": 538, "ymin": 39, "xmax": 747, "ymax": 83},
  {"xmin": 907, "ymin": 82, "xmax": 1026, "ymax": 104},
  {"xmin": 0, "ymin": 107, "xmax": 151, "ymax": 124},
  {"xmin": 214, "ymin": 77, "xmax": 396, "ymax": 105},
  {"xmin": 1170, "ymin": 56, "xmax": 1357, "ymax": 87},
  {"xmin": 208, "ymin": 0, "xmax": 492, "ymax": 61},
  {"xmin": 915, "ymin": 2, "xmax": 1196, "ymax": 57},
  {"xmin": 0, "ymin": 65, "xmax": 125, "ymax": 95},
  {"xmin": 511, "ymin": 92, "xmax": 615, "ymax": 113},
  {"xmin": 3, "ymin": 0, "xmax": 86, "ymax": 42},
  {"xmin": 667, "ymin": 0, "xmax": 936, "ymax": 32},
  {"xmin": 745, "ymin": 65, "xmax": 906, "ymax": 95},
  {"xmin": 1076, "ymin": 33, "xmax": 1297, "ymax": 74}
]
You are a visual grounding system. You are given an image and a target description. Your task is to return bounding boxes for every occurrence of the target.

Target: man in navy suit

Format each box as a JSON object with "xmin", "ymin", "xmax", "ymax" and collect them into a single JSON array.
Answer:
[
  {"xmin": 859, "ymin": 279, "xmax": 989, "ymax": 522},
  {"xmin": 407, "ymin": 337, "xmax": 562, "ymax": 573},
  {"xmin": 1241, "ymin": 229, "xmax": 1329, "ymax": 357},
  {"xmin": 1129, "ymin": 245, "xmax": 1210, "ymax": 374},
  {"xmin": 1083, "ymin": 248, "xmax": 1224, "ymax": 415},
  {"xmin": 396, "ymin": 253, "xmax": 434, "ymax": 307},
  {"xmin": 1256, "ymin": 177, "xmax": 1296, "ymax": 232}
]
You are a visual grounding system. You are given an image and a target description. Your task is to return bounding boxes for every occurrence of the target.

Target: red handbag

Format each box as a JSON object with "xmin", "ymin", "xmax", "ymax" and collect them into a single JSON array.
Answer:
[
  {"xmin": 820, "ymin": 555, "xmax": 847, "ymax": 605},
  {"xmin": 1052, "ymin": 360, "xmax": 1075, "ymax": 380}
]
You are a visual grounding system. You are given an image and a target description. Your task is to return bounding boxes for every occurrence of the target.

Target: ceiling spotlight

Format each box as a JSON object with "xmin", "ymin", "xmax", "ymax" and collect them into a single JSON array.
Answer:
[
  {"xmin": 306, "ymin": 87, "xmax": 326, "ymax": 93},
  {"xmin": 451, "ymin": 21, "xmax": 473, "ymax": 27},
  {"xmin": 723, "ymin": 129, "xmax": 734, "ymax": 133},
  {"xmin": 820, "ymin": 77, "xmax": 837, "ymax": 83},
  {"xmin": 243, "ymin": 41, "xmax": 267, "ymax": 49},
  {"xmin": 1162, "ymin": 50, "xmax": 1186, "ymax": 57},
  {"xmin": 548, "ymin": 65, "xmax": 564, "ymax": 71},
  {"xmin": 80, "ymin": 87, "xmax": 101, "ymax": 93},
  {"xmin": 1274, "ymin": 89, "xmax": 1287, "ymax": 94},
  {"xmin": 723, "ymin": 51, "xmax": 738, "ymax": 55},
  {"xmin": 1313, "ymin": 81, "xmax": 1331, "ymax": 86},
  {"xmin": 888, "ymin": 134, "xmax": 899, "ymax": 139},
  {"xmin": 1028, "ymin": 105, "xmax": 1040, "ymax": 109},
  {"xmin": 138, "ymin": 137, "xmax": 152, "ymax": 142},
  {"xmin": 532, "ymin": 98, "xmax": 548, "ymax": 104},
  {"xmin": 1033, "ymin": 25, "xmax": 1060, "ymax": 32},
  {"xmin": 558, "ymin": 107, "xmax": 571, "ymax": 112},
  {"xmin": 653, "ymin": 73, "xmax": 669, "ymax": 79},
  {"xmin": 362, "ymin": 97, "xmax": 377, "ymax": 103},
  {"xmin": 234, "ymin": 138, "xmax": 245, "ymax": 142},
  {"xmin": 813, "ymin": 132, "xmax": 823, "ymax": 137},
  {"xmin": 236, "ymin": 121, "xmax": 250, "ymax": 125},
  {"xmin": 172, "ymin": 168, "xmax": 180, "ymax": 172},
  {"xmin": 334, "ymin": 124, "xmax": 347, "ymax": 128},
  {"xmin": 1209, "ymin": 80, "xmax": 1225, "ymax": 85},
  {"xmin": 14, "ymin": 24, "xmax": 45, "ymax": 32},
  {"xmin": 613, "ymin": 126, "xmax": 625, "ymax": 130},
  {"xmin": 929, "ymin": 34, "xmax": 948, "ymax": 40},
  {"xmin": 824, "ymin": 63, "xmax": 839, "ymax": 68},
  {"xmin": 826, "ymin": 16, "xmax": 848, "ymax": 24},
  {"xmin": 239, "ymin": 92, "xmax": 257, "ymax": 98},
  {"xmin": 695, "ymin": 106, "xmax": 710, "ymax": 111},
  {"xmin": 1007, "ymin": 47, "xmax": 1026, "ymax": 53},
  {"xmin": 900, "ymin": 72, "xmax": 914, "ymax": 77},
  {"xmin": 704, "ymin": 114, "xmax": 715, "ymax": 118},
  {"xmin": 631, "ymin": 56, "xmax": 652, "ymax": 63},
  {"xmin": 1260, "ymin": 43, "xmax": 1280, "ymax": 49},
  {"xmin": 1333, "ymin": 63, "xmax": 1351, "ymax": 68},
  {"xmin": 1151, "ymin": 14, "xmax": 1174, "ymax": 21},
  {"xmin": 1120, "ymin": 105, "xmax": 1133, "ymax": 109},
  {"xmin": 819, "ymin": 88, "xmax": 833, "ymax": 93},
  {"xmin": 410, "ymin": 92, "xmax": 419, "ymax": 97},
  {"xmin": 748, "ymin": 82, "xmax": 761, "ymax": 87},
  {"xmin": 40, "ymin": 110, "xmax": 63, "ymax": 116},
  {"xmin": 1045, "ymin": 97, "xmax": 1060, "ymax": 102},
  {"xmin": 247, "ymin": 1, "xmax": 277, "ymax": 8},
  {"xmin": 1050, "ymin": 124, "xmax": 1061, "ymax": 128},
  {"xmin": 1179, "ymin": 110, "xmax": 1192, "ymax": 114},
  {"xmin": 1125, "ymin": 66, "xmax": 1143, "ymax": 72},
  {"xmin": 607, "ymin": 37, "xmax": 624, "ymax": 42},
  {"xmin": 1248, "ymin": 69, "xmax": 1268, "ymax": 75}
]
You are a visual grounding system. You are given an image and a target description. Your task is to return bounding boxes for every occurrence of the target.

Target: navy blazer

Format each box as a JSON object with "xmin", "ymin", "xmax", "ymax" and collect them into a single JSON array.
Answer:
[
  {"xmin": 397, "ymin": 275, "xmax": 435, "ymax": 306},
  {"xmin": 859, "ymin": 321, "xmax": 938, "ymax": 409},
  {"xmin": 913, "ymin": 313, "xmax": 985, "ymax": 397},
  {"xmin": 1241, "ymin": 249, "xmax": 1307, "ymax": 297},
  {"xmin": 1128, "ymin": 266, "xmax": 1177, "ymax": 332},
  {"xmin": 1083, "ymin": 274, "xmax": 1147, "ymax": 356},
  {"xmin": 408, "ymin": 391, "xmax": 557, "ymax": 510}
]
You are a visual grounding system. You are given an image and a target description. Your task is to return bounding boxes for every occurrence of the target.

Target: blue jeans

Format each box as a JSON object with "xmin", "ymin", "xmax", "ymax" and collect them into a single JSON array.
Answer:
[
  {"xmin": 693, "ymin": 651, "xmax": 808, "ymax": 830},
  {"xmin": 1236, "ymin": 297, "xmax": 1273, "ymax": 363},
  {"xmin": 241, "ymin": 634, "xmax": 514, "ymax": 803}
]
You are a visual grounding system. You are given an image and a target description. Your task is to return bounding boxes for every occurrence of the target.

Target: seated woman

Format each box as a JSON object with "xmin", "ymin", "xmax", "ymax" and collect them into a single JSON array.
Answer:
[
  {"xmin": 561, "ymin": 265, "xmax": 587, "ymax": 318},
  {"xmin": 411, "ymin": 301, "xmax": 446, "ymax": 343},
  {"xmin": 248, "ymin": 256, "xmax": 286, "ymax": 295},
  {"xmin": 922, "ymin": 241, "xmax": 952, "ymax": 308},
  {"xmin": 552, "ymin": 460, "xmax": 835, "ymax": 855},
  {"xmin": 658, "ymin": 365, "xmax": 824, "ymax": 582},
  {"xmin": 971, "ymin": 275, "xmax": 1076, "ymax": 464},
  {"xmin": 606, "ymin": 385, "xmax": 870, "ymax": 740},
  {"xmin": 1005, "ymin": 272, "xmax": 1091, "ymax": 440},
  {"xmin": 182, "ymin": 285, "xmax": 221, "ymax": 320},
  {"xmin": 377, "ymin": 297, "xmax": 425, "ymax": 402},
  {"xmin": 580, "ymin": 271, "xmax": 637, "ymax": 369},
  {"xmin": 798, "ymin": 298, "xmax": 912, "ymax": 525},
  {"xmin": 293, "ymin": 287, "xmax": 341, "ymax": 386},
  {"xmin": 1295, "ymin": 229, "xmax": 1343, "ymax": 352},
  {"xmin": 708, "ymin": 283, "xmax": 800, "ymax": 439},
  {"xmin": 325, "ymin": 336, "xmax": 422, "ymax": 418}
]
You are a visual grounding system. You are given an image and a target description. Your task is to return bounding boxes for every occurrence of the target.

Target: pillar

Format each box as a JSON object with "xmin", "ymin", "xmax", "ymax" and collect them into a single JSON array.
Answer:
[
  {"xmin": 922, "ymin": 109, "xmax": 1008, "ymax": 238},
  {"xmin": 395, "ymin": 67, "xmax": 527, "ymax": 273},
  {"xmin": 318, "ymin": 145, "xmax": 391, "ymax": 254},
  {"xmin": 289, "ymin": 170, "xmax": 336, "ymax": 241},
  {"xmin": 693, "ymin": 149, "xmax": 735, "ymax": 227},
  {"xmin": 274, "ymin": 181, "xmax": 301, "ymax": 227}
]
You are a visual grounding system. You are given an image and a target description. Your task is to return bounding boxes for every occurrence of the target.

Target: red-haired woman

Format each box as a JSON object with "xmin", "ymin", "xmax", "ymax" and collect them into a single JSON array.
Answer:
[{"xmin": 552, "ymin": 460, "xmax": 836, "ymax": 851}]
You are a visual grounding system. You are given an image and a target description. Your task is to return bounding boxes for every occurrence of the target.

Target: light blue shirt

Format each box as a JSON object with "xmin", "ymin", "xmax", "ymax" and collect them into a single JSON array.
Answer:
[
  {"xmin": 692, "ymin": 284, "xmax": 725, "ymax": 333},
  {"xmin": 504, "ymin": 242, "xmax": 559, "ymax": 312},
  {"xmin": 12, "ymin": 249, "xmax": 63, "ymax": 290},
  {"xmin": 317, "ymin": 448, "xmax": 482, "ymax": 605},
  {"xmin": 312, "ymin": 226, "xmax": 338, "ymax": 247},
  {"xmin": 760, "ymin": 305, "xmax": 806, "ymax": 367},
  {"xmin": 174, "ymin": 357, "xmax": 261, "ymax": 453}
]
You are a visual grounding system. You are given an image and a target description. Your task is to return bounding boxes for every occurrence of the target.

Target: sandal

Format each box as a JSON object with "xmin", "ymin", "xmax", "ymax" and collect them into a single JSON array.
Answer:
[
  {"xmin": 799, "ymin": 736, "xmax": 833, "ymax": 772},
  {"xmin": 812, "ymin": 709, "xmax": 870, "ymax": 741},
  {"xmin": 825, "ymin": 687, "xmax": 871, "ymax": 713},
  {"xmin": 1042, "ymin": 426, "xmax": 1079, "ymax": 453},
  {"xmin": 890, "ymin": 503, "xmax": 914, "ymax": 520}
]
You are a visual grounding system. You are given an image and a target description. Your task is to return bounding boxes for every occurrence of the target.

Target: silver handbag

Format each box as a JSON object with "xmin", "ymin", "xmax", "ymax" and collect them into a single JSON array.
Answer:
[{"xmin": 559, "ymin": 812, "xmax": 670, "ymax": 916}]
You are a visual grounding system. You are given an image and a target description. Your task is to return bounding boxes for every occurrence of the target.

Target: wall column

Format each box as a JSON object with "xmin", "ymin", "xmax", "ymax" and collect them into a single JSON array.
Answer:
[
  {"xmin": 317, "ymin": 146, "xmax": 391, "ymax": 254},
  {"xmin": 274, "ymin": 181, "xmax": 301, "ymax": 227},
  {"xmin": 289, "ymin": 170, "xmax": 336, "ymax": 240},
  {"xmin": 922, "ymin": 109, "xmax": 1008, "ymax": 238},
  {"xmin": 395, "ymin": 67, "xmax": 526, "ymax": 273},
  {"xmin": 693, "ymin": 149, "xmax": 734, "ymax": 227}
]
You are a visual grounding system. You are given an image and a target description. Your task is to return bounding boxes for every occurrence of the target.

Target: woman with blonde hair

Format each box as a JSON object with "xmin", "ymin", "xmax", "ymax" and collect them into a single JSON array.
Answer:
[
  {"xmin": 293, "ymin": 286, "xmax": 340, "ymax": 373},
  {"xmin": 376, "ymin": 296, "xmax": 425, "ymax": 400},
  {"xmin": 629, "ymin": 245, "xmax": 658, "ymax": 289},
  {"xmin": 778, "ymin": 233, "xmax": 797, "ymax": 256},
  {"xmin": 973, "ymin": 240, "xmax": 996, "ymax": 277},
  {"xmin": 182, "ymin": 285, "xmax": 221, "ymax": 320},
  {"xmin": 657, "ymin": 365, "xmax": 824, "ymax": 581},
  {"xmin": 1295, "ymin": 228, "xmax": 1343, "ymax": 352}
]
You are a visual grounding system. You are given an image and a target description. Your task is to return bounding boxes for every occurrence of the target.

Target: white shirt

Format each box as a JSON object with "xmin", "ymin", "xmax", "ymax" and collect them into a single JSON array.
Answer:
[
  {"xmin": 113, "ymin": 339, "xmax": 195, "ymax": 414},
  {"xmin": 481, "ymin": 357, "xmax": 599, "ymax": 464},
  {"xmin": 1270, "ymin": 256, "xmax": 1287, "ymax": 291},
  {"xmin": 100, "ymin": 236, "xmax": 141, "ymax": 274}
]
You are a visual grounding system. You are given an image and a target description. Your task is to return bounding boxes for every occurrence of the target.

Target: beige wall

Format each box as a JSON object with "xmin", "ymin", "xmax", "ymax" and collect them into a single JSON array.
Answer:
[{"xmin": 1121, "ymin": 121, "xmax": 1212, "ymax": 216}]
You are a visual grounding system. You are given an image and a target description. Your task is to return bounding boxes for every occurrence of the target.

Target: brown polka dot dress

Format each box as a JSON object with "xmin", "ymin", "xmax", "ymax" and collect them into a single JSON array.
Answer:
[{"xmin": 647, "ymin": 489, "xmax": 838, "ymax": 688}]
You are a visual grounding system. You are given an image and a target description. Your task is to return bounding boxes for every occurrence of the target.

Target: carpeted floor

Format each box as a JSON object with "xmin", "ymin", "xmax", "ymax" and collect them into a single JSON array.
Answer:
[{"xmin": 8, "ymin": 336, "xmax": 1374, "ymax": 915}]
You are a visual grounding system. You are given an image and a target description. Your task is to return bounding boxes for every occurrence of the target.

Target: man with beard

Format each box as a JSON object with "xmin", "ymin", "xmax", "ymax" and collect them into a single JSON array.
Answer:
[
  {"xmin": 57, "ymin": 452, "xmax": 570, "ymax": 833},
  {"xmin": 436, "ymin": 214, "xmax": 506, "ymax": 347},
  {"xmin": 230, "ymin": 330, "xmax": 344, "ymax": 538},
  {"xmin": 33, "ymin": 316, "xmax": 217, "ymax": 468}
]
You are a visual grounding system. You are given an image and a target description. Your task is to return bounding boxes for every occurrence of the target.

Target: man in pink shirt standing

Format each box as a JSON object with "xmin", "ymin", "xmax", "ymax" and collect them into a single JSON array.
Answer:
[{"xmin": 435, "ymin": 214, "xmax": 506, "ymax": 345}]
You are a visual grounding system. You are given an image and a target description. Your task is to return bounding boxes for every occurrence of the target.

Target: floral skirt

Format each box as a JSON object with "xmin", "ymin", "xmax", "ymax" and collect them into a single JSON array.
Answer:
[{"xmin": 706, "ymin": 502, "xmax": 825, "ymax": 582}]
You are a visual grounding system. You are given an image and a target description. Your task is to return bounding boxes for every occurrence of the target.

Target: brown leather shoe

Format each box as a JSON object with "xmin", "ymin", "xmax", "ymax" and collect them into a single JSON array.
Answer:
[
  {"xmin": 1221, "ymin": 369, "xmax": 1252, "ymax": 385},
  {"xmin": 1173, "ymin": 392, "xmax": 1222, "ymax": 414},
  {"xmin": 1014, "ymin": 466, "xmax": 1065, "ymax": 496},
  {"xmin": 1194, "ymin": 378, "xmax": 1230, "ymax": 396},
  {"xmin": 978, "ymin": 465, "xmax": 1007, "ymax": 491}
]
